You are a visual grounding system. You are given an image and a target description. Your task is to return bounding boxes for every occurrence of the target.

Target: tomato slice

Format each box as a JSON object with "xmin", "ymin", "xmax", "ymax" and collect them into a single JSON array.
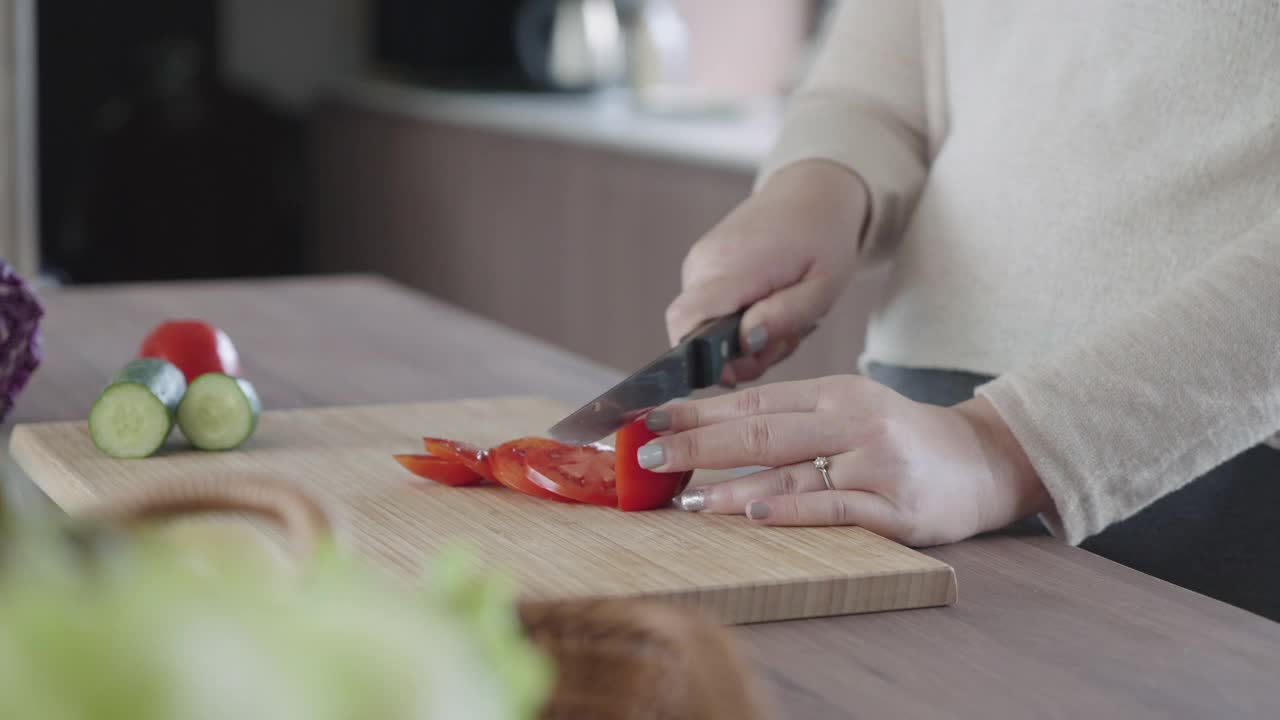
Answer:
[
  {"xmin": 614, "ymin": 419, "xmax": 693, "ymax": 511},
  {"xmin": 423, "ymin": 437, "xmax": 495, "ymax": 482},
  {"xmin": 394, "ymin": 454, "xmax": 484, "ymax": 487},
  {"xmin": 488, "ymin": 438, "xmax": 579, "ymax": 503},
  {"xmin": 525, "ymin": 443, "xmax": 618, "ymax": 507}
]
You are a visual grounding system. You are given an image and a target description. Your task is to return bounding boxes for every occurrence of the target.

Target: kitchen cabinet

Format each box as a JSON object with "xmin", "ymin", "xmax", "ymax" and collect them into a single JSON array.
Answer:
[{"xmin": 306, "ymin": 81, "xmax": 889, "ymax": 380}]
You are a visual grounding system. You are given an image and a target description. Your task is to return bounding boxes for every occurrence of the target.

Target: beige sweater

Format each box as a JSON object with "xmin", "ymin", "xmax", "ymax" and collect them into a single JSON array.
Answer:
[{"xmin": 758, "ymin": 0, "xmax": 1280, "ymax": 544}]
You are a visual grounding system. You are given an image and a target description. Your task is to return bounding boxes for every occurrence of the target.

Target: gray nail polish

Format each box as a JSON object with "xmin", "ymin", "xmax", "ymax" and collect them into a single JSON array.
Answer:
[
  {"xmin": 636, "ymin": 443, "xmax": 666, "ymax": 469},
  {"xmin": 747, "ymin": 501, "xmax": 770, "ymax": 520},
  {"xmin": 746, "ymin": 326, "xmax": 769, "ymax": 354},
  {"xmin": 645, "ymin": 410, "xmax": 672, "ymax": 432},
  {"xmin": 676, "ymin": 488, "xmax": 706, "ymax": 512}
]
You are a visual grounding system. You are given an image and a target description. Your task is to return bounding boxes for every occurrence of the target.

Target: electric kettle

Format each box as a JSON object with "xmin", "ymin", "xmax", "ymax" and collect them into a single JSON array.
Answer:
[{"xmin": 516, "ymin": 0, "xmax": 626, "ymax": 91}]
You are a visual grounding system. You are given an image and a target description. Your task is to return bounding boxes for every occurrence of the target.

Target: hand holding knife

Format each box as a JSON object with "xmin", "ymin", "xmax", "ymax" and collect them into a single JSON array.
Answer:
[{"xmin": 546, "ymin": 310, "xmax": 749, "ymax": 445}]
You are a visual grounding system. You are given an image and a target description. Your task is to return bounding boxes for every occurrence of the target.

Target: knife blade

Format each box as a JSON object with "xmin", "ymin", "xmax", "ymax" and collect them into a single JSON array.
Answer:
[{"xmin": 546, "ymin": 310, "xmax": 746, "ymax": 444}]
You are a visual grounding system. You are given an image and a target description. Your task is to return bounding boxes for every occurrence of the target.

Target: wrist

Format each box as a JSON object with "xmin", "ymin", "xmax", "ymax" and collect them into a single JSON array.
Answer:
[{"xmin": 954, "ymin": 396, "xmax": 1052, "ymax": 526}]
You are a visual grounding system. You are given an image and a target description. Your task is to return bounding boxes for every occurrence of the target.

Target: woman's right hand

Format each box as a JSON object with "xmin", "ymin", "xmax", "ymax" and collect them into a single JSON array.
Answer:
[{"xmin": 665, "ymin": 160, "xmax": 871, "ymax": 385}]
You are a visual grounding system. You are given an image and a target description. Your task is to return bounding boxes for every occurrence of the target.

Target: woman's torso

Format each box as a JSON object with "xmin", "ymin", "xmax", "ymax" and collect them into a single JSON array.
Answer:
[{"xmin": 861, "ymin": 0, "xmax": 1280, "ymax": 376}]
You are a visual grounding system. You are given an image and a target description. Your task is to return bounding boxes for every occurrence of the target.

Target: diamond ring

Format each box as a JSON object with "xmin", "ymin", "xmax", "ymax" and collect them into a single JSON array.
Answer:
[{"xmin": 814, "ymin": 456, "xmax": 835, "ymax": 491}]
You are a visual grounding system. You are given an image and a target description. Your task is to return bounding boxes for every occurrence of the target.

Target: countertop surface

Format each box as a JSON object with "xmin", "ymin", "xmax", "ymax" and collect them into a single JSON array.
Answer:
[
  {"xmin": 7, "ymin": 274, "xmax": 1280, "ymax": 719},
  {"xmin": 325, "ymin": 76, "xmax": 783, "ymax": 173}
]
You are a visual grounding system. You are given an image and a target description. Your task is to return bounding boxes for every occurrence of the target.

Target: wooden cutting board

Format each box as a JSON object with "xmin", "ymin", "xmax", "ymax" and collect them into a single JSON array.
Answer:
[{"xmin": 8, "ymin": 395, "xmax": 956, "ymax": 624}]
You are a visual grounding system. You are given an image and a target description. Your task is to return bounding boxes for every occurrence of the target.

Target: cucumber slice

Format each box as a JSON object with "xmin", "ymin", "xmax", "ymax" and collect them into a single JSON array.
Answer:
[
  {"xmin": 88, "ymin": 358, "xmax": 186, "ymax": 458},
  {"xmin": 176, "ymin": 373, "xmax": 261, "ymax": 450}
]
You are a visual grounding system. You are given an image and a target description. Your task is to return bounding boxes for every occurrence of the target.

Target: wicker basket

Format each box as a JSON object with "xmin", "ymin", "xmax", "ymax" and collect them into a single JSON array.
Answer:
[{"xmin": 75, "ymin": 476, "xmax": 769, "ymax": 720}]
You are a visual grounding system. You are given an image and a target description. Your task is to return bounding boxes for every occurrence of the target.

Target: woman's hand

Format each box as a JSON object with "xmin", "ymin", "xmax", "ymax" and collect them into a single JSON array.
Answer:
[
  {"xmin": 636, "ymin": 376, "xmax": 1052, "ymax": 547},
  {"xmin": 665, "ymin": 160, "xmax": 870, "ymax": 385}
]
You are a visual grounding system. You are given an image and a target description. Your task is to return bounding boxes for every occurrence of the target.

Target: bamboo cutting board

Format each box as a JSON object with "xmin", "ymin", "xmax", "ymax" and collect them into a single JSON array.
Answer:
[{"xmin": 8, "ymin": 396, "xmax": 956, "ymax": 624}]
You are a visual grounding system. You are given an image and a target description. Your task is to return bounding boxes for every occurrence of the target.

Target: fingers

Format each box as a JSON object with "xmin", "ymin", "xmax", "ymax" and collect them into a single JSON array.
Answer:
[
  {"xmin": 666, "ymin": 274, "xmax": 829, "ymax": 383},
  {"xmin": 639, "ymin": 412, "xmax": 850, "ymax": 471},
  {"xmin": 695, "ymin": 460, "xmax": 833, "ymax": 514},
  {"xmin": 719, "ymin": 356, "xmax": 753, "ymax": 388},
  {"xmin": 736, "ymin": 276, "xmax": 833, "ymax": 368},
  {"xmin": 718, "ymin": 363, "xmax": 739, "ymax": 388},
  {"xmin": 646, "ymin": 380, "xmax": 828, "ymax": 434},
  {"xmin": 672, "ymin": 458, "xmax": 908, "ymax": 540},
  {"xmin": 717, "ymin": 314, "xmax": 821, "ymax": 388},
  {"xmin": 665, "ymin": 276, "xmax": 768, "ymax": 348},
  {"xmin": 722, "ymin": 335, "xmax": 798, "ymax": 386},
  {"xmin": 747, "ymin": 490, "xmax": 904, "ymax": 538}
]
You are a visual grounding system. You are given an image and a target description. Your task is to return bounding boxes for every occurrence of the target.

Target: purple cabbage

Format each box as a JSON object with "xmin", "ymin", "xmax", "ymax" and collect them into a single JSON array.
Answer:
[{"xmin": 0, "ymin": 261, "xmax": 43, "ymax": 423}]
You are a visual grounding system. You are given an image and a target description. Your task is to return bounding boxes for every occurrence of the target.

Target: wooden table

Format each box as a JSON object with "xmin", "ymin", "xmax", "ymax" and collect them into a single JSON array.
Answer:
[{"xmin": 6, "ymin": 275, "xmax": 1279, "ymax": 719}]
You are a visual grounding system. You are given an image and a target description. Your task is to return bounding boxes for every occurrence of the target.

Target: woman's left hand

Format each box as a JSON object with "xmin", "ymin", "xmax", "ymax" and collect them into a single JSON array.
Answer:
[{"xmin": 637, "ymin": 375, "xmax": 1053, "ymax": 547}]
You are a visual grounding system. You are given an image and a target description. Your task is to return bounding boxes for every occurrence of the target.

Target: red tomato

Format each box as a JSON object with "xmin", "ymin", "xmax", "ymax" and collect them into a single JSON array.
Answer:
[
  {"xmin": 394, "ymin": 454, "xmax": 484, "ymax": 487},
  {"xmin": 525, "ymin": 442, "xmax": 618, "ymax": 506},
  {"xmin": 614, "ymin": 419, "xmax": 693, "ymax": 511},
  {"xmin": 489, "ymin": 438, "xmax": 579, "ymax": 503},
  {"xmin": 138, "ymin": 320, "xmax": 241, "ymax": 383},
  {"xmin": 423, "ymin": 437, "xmax": 495, "ymax": 482}
]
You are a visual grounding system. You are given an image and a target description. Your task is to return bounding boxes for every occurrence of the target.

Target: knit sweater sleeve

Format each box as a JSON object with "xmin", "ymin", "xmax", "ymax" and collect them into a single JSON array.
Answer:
[
  {"xmin": 756, "ymin": 0, "xmax": 931, "ymax": 261},
  {"xmin": 977, "ymin": 213, "xmax": 1280, "ymax": 544}
]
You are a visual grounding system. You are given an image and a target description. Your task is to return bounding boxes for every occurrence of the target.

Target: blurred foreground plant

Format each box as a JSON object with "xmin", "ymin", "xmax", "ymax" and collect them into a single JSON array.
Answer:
[{"xmin": 0, "ymin": 510, "xmax": 552, "ymax": 720}]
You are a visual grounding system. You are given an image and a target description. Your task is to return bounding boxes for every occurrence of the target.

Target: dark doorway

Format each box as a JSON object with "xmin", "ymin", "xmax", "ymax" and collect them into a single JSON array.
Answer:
[{"xmin": 38, "ymin": 1, "xmax": 305, "ymax": 284}]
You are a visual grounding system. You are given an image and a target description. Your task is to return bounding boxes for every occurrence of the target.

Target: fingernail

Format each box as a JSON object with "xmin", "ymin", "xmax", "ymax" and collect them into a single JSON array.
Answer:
[
  {"xmin": 637, "ymin": 443, "xmax": 665, "ymax": 469},
  {"xmin": 676, "ymin": 488, "xmax": 706, "ymax": 512},
  {"xmin": 746, "ymin": 501, "xmax": 770, "ymax": 520},
  {"xmin": 746, "ymin": 326, "xmax": 769, "ymax": 354},
  {"xmin": 645, "ymin": 410, "xmax": 672, "ymax": 432}
]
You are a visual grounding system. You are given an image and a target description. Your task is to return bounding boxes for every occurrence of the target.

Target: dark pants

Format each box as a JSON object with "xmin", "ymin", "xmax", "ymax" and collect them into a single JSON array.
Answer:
[{"xmin": 866, "ymin": 363, "xmax": 1280, "ymax": 622}]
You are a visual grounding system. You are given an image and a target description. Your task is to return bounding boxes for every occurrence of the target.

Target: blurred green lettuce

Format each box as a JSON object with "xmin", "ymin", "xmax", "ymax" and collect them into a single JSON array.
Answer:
[{"xmin": 0, "ymin": 514, "xmax": 552, "ymax": 720}]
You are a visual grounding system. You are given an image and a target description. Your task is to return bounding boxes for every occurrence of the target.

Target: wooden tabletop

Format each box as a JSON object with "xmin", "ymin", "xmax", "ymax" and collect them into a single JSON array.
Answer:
[{"xmin": 6, "ymin": 275, "xmax": 1279, "ymax": 719}]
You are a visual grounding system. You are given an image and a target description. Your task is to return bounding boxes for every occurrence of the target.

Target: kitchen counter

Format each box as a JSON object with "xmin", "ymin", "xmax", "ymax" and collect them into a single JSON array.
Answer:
[
  {"xmin": 326, "ymin": 76, "xmax": 783, "ymax": 174},
  {"xmin": 6, "ymin": 274, "xmax": 1280, "ymax": 719}
]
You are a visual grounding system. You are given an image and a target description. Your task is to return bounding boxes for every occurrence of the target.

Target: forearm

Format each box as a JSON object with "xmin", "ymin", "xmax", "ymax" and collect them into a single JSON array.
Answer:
[
  {"xmin": 756, "ymin": 160, "xmax": 873, "ymax": 250},
  {"xmin": 757, "ymin": 0, "xmax": 930, "ymax": 261},
  {"xmin": 976, "ymin": 214, "xmax": 1280, "ymax": 543}
]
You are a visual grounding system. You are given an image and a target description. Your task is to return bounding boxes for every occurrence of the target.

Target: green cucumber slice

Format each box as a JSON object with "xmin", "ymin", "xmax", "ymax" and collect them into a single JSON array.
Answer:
[
  {"xmin": 176, "ymin": 373, "xmax": 261, "ymax": 450},
  {"xmin": 88, "ymin": 358, "xmax": 186, "ymax": 458}
]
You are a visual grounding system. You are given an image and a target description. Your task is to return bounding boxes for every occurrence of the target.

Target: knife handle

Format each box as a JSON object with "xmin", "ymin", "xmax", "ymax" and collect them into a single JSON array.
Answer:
[{"xmin": 684, "ymin": 309, "xmax": 746, "ymax": 390}]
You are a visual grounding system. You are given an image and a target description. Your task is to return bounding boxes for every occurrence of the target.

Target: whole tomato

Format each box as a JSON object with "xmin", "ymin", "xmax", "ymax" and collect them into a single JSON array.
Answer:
[{"xmin": 138, "ymin": 320, "xmax": 241, "ymax": 382}]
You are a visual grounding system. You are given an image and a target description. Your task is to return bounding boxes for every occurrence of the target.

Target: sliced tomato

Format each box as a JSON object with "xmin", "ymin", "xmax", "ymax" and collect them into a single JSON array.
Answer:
[
  {"xmin": 423, "ymin": 437, "xmax": 495, "ymax": 482},
  {"xmin": 614, "ymin": 419, "xmax": 694, "ymax": 511},
  {"xmin": 489, "ymin": 438, "xmax": 579, "ymax": 503},
  {"xmin": 525, "ymin": 443, "xmax": 618, "ymax": 506},
  {"xmin": 394, "ymin": 454, "xmax": 484, "ymax": 487}
]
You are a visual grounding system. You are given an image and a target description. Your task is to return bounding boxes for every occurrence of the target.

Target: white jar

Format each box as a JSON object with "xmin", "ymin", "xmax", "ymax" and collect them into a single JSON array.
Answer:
[{"xmin": 628, "ymin": 0, "xmax": 692, "ymax": 109}]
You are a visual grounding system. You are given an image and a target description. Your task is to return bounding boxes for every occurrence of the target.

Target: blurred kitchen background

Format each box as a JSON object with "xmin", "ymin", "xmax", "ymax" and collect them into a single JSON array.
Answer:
[{"xmin": 6, "ymin": 0, "xmax": 890, "ymax": 383}]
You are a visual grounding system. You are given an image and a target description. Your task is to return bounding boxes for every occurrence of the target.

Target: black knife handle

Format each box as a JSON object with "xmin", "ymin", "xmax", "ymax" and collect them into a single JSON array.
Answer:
[{"xmin": 683, "ymin": 309, "xmax": 746, "ymax": 390}]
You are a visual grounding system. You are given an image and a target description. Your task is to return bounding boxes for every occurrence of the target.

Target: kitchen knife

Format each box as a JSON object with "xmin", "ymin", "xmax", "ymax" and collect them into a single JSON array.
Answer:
[{"xmin": 546, "ymin": 309, "xmax": 746, "ymax": 444}]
